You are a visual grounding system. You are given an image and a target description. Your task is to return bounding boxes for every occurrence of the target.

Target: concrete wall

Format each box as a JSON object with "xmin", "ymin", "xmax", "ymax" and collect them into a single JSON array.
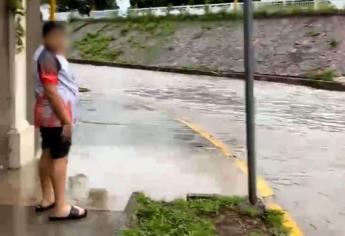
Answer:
[
  {"xmin": 26, "ymin": 0, "xmax": 41, "ymax": 153},
  {"xmin": 27, "ymin": 0, "xmax": 41, "ymax": 125},
  {"xmin": 0, "ymin": 0, "xmax": 39, "ymax": 169},
  {"xmin": 0, "ymin": 1, "xmax": 11, "ymax": 169}
]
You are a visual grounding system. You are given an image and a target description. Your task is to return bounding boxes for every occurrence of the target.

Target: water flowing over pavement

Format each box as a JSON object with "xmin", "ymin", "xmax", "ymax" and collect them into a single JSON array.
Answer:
[
  {"xmin": 73, "ymin": 64, "xmax": 345, "ymax": 236},
  {"xmin": 68, "ymin": 91, "xmax": 246, "ymax": 211},
  {"xmin": 0, "ymin": 66, "xmax": 247, "ymax": 211}
]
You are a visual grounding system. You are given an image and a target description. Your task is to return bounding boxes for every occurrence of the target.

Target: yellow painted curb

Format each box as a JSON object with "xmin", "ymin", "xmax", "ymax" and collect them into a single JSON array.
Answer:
[
  {"xmin": 178, "ymin": 119, "xmax": 233, "ymax": 157},
  {"xmin": 177, "ymin": 118, "xmax": 273, "ymax": 197},
  {"xmin": 269, "ymin": 203, "xmax": 304, "ymax": 236},
  {"xmin": 177, "ymin": 118, "xmax": 303, "ymax": 236},
  {"xmin": 234, "ymin": 159, "xmax": 273, "ymax": 198}
]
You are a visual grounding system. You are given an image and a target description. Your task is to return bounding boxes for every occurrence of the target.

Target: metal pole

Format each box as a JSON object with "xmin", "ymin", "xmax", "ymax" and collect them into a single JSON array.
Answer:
[
  {"xmin": 243, "ymin": 0, "xmax": 257, "ymax": 205},
  {"xmin": 49, "ymin": 0, "xmax": 56, "ymax": 21}
]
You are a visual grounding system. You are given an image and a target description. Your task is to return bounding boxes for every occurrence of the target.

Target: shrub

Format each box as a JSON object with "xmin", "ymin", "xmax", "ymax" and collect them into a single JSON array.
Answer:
[
  {"xmin": 73, "ymin": 32, "xmax": 122, "ymax": 61},
  {"xmin": 329, "ymin": 39, "xmax": 339, "ymax": 48},
  {"xmin": 307, "ymin": 69, "xmax": 337, "ymax": 81}
]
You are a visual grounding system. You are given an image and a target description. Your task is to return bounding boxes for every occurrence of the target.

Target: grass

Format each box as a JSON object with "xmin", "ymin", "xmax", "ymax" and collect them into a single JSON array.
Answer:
[
  {"xmin": 73, "ymin": 32, "xmax": 123, "ymax": 61},
  {"xmin": 305, "ymin": 29, "xmax": 321, "ymax": 37},
  {"xmin": 126, "ymin": 20, "xmax": 176, "ymax": 36},
  {"xmin": 264, "ymin": 210, "xmax": 289, "ymax": 236},
  {"xmin": 120, "ymin": 193, "xmax": 289, "ymax": 236},
  {"xmin": 72, "ymin": 19, "xmax": 176, "ymax": 61},
  {"xmin": 255, "ymin": 3, "xmax": 337, "ymax": 18},
  {"xmin": 307, "ymin": 69, "xmax": 337, "ymax": 81},
  {"xmin": 120, "ymin": 28, "xmax": 129, "ymax": 36},
  {"xmin": 329, "ymin": 39, "xmax": 339, "ymax": 48}
]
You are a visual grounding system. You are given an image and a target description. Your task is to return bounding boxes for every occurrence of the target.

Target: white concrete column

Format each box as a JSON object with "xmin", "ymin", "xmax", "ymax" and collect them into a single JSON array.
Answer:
[{"xmin": 8, "ymin": 0, "xmax": 35, "ymax": 169}]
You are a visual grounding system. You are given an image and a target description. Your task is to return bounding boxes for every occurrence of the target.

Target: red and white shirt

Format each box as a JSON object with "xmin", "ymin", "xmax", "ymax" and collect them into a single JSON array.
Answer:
[{"xmin": 33, "ymin": 46, "xmax": 78, "ymax": 127}]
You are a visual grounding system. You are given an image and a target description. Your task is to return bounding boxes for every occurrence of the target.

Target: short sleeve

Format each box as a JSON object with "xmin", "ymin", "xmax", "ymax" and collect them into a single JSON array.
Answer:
[{"xmin": 38, "ymin": 51, "xmax": 59, "ymax": 85}]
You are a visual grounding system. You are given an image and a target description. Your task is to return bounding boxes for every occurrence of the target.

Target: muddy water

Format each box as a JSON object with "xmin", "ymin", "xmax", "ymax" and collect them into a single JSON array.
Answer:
[{"xmin": 73, "ymin": 64, "xmax": 345, "ymax": 236}]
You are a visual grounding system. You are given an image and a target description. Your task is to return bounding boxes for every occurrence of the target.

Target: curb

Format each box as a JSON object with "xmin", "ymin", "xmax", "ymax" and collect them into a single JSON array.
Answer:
[
  {"xmin": 177, "ymin": 118, "xmax": 273, "ymax": 198},
  {"xmin": 124, "ymin": 192, "xmax": 141, "ymax": 225},
  {"xmin": 177, "ymin": 118, "xmax": 304, "ymax": 236},
  {"xmin": 69, "ymin": 58, "xmax": 345, "ymax": 92}
]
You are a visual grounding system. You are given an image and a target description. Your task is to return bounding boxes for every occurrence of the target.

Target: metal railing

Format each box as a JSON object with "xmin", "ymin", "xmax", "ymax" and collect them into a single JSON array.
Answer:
[{"xmin": 52, "ymin": 0, "xmax": 345, "ymax": 21}]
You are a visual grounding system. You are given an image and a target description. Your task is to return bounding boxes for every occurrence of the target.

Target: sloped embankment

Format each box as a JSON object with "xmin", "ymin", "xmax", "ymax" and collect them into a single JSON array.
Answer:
[{"xmin": 69, "ymin": 16, "xmax": 345, "ymax": 77}]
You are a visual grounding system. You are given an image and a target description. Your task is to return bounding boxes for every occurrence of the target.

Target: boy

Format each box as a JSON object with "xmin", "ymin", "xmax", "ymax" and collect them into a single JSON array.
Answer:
[{"xmin": 34, "ymin": 21, "xmax": 87, "ymax": 221}]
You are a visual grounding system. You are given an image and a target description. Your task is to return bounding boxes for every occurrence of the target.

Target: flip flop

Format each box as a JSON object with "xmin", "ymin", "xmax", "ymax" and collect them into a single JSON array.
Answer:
[
  {"xmin": 49, "ymin": 206, "xmax": 88, "ymax": 221},
  {"xmin": 35, "ymin": 203, "xmax": 55, "ymax": 212}
]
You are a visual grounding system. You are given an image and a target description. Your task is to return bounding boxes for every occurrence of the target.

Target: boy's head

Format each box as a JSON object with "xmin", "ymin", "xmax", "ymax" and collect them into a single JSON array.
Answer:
[{"xmin": 42, "ymin": 21, "xmax": 66, "ymax": 53}]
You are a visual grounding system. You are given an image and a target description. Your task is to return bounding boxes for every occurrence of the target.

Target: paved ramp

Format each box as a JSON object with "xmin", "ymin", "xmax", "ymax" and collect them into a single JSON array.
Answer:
[{"xmin": 68, "ymin": 87, "xmax": 246, "ymax": 211}]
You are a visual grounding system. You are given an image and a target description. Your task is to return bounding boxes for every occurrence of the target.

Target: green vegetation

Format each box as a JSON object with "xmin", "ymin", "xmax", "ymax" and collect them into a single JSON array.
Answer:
[
  {"xmin": 255, "ymin": 2, "xmax": 336, "ymax": 17},
  {"xmin": 307, "ymin": 69, "xmax": 337, "ymax": 81},
  {"xmin": 8, "ymin": 0, "xmax": 24, "ymax": 14},
  {"xmin": 70, "ymin": 0, "xmax": 345, "ymax": 22},
  {"xmin": 73, "ymin": 32, "xmax": 122, "ymax": 61},
  {"xmin": 126, "ymin": 20, "xmax": 176, "ymax": 35},
  {"xmin": 329, "ymin": 39, "xmax": 339, "ymax": 48},
  {"xmin": 43, "ymin": 0, "xmax": 118, "ymax": 11},
  {"xmin": 130, "ymin": 0, "xmax": 230, "ymax": 9},
  {"xmin": 120, "ymin": 28, "xmax": 129, "ymax": 36},
  {"xmin": 72, "ymin": 19, "xmax": 176, "ymax": 62},
  {"xmin": 265, "ymin": 210, "xmax": 289, "ymax": 235},
  {"xmin": 305, "ymin": 29, "xmax": 321, "ymax": 37},
  {"xmin": 97, "ymin": 19, "xmax": 176, "ymax": 41},
  {"xmin": 71, "ymin": 11, "xmax": 241, "ymax": 23},
  {"xmin": 72, "ymin": 2, "xmax": 345, "ymax": 24},
  {"xmin": 120, "ymin": 193, "xmax": 289, "ymax": 236},
  {"xmin": 248, "ymin": 231, "xmax": 264, "ymax": 236}
]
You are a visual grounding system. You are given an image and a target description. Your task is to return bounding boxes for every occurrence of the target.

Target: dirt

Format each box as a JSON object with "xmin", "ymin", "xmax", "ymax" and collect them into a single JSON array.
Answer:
[{"xmin": 212, "ymin": 208, "xmax": 273, "ymax": 236}]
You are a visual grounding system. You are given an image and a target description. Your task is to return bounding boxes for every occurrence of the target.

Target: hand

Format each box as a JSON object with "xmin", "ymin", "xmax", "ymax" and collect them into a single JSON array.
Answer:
[{"xmin": 62, "ymin": 124, "xmax": 72, "ymax": 141}]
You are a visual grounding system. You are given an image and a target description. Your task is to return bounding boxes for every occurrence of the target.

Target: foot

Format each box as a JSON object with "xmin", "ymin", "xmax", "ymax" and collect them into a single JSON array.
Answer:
[
  {"xmin": 39, "ymin": 198, "xmax": 55, "ymax": 208},
  {"xmin": 51, "ymin": 204, "xmax": 87, "ymax": 218},
  {"xmin": 35, "ymin": 198, "xmax": 55, "ymax": 212}
]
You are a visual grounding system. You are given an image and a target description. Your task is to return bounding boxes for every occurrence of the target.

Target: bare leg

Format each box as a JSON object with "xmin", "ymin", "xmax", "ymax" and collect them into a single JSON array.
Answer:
[
  {"xmin": 39, "ymin": 149, "xmax": 55, "ymax": 206},
  {"xmin": 51, "ymin": 157, "xmax": 85, "ymax": 217}
]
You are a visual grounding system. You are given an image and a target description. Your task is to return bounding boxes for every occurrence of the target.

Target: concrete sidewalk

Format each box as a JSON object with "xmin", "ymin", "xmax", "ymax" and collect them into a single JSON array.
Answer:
[
  {"xmin": 0, "ymin": 205, "xmax": 126, "ymax": 236},
  {"xmin": 0, "ymin": 73, "xmax": 247, "ymax": 235}
]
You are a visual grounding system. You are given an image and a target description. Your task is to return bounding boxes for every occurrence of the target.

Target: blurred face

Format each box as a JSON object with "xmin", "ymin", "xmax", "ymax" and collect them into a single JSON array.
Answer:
[{"xmin": 43, "ymin": 29, "xmax": 67, "ymax": 54}]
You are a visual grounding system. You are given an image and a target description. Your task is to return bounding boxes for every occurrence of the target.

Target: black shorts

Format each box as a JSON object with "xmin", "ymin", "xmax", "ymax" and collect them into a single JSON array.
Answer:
[{"xmin": 40, "ymin": 127, "xmax": 71, "ymax": 159}]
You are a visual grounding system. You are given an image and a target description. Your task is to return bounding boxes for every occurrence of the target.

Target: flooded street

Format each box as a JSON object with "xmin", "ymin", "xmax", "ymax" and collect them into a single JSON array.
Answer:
[{"xmin": 73, "ymin": 64, "xmax": 345, "ymax": 236}]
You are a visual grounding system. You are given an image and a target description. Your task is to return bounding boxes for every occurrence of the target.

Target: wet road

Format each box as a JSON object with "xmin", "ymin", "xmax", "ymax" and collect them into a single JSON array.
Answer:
[{"xmin": 73, "ymin": 64, "xmax": 345, "ymax": 236}]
